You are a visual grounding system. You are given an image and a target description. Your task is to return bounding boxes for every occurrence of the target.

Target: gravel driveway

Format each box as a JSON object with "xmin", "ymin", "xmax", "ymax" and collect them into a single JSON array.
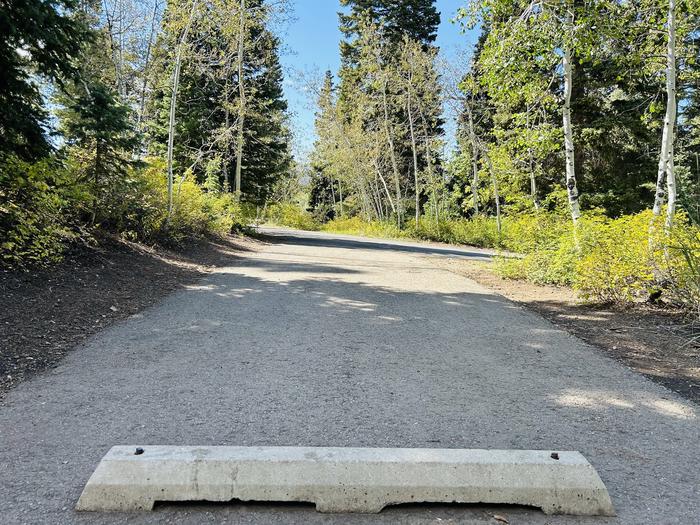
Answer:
[{"xmin": 1, "ymin": 227, "xmax": 698, "ymax": 524}]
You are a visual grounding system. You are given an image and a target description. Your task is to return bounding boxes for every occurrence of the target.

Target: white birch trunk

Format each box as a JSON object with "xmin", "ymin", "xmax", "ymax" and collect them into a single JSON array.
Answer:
[
  {"xmin": 407, "ymin": 85, "xmax": 420, "ymax": 225},
  {"xmin": 526, "ymin": 112, "xmax": 539, "ymax": 209},
  {"xmin": 374, "ymin": 160, "xmax": 396, "ymax": 214},
  {"xmin": 482, "ymin": 148, "xmax": 501, "ymax": 235},
  {"xmin": 653, "ymin": 0, "xmax": 677, "ymax": 232},
  {"xmin": 234, "ymin": 0, "xmax": 246, "ymax": 199},
  {"xmin": 466, "ymin": 105, "xmax": 480, "ymax": 214},
  {"xmin": 166, "ymin": 0, "xmax": 198, "ymax": 222},
  {"xmin": 562, "ymin": 20, "xmax": 581, "ymax": 224},
  {"xmin": 666, "ymin": 147, "xmax": 676, "ymax": 230},
  {"xmin": 381, "ymin": 80, "xmax": 402, "ymax": 227}
]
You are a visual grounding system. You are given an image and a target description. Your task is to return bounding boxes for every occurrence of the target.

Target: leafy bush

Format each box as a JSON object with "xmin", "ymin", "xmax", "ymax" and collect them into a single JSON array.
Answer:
[
  {"xmin": 264, "ymin": 203, "xmax": 320, "ymax": 231},
  {"xmin": 574, "ymin": 212, "xmax": 659, "ymax": 302},
  {"xmin": 0, "ymin": 156, "xmax": 78, "ymax": 268},
  {"xmin": 444, "ymin": 217, "xmax": 502, "ymax": 248},
  {"xmin": 323, "ymin": 216, "xmax": 401, "ymax": 238},
  {"xmin": 118, "ymin": 158, "xmax": 243, "ymax": 245},
  {"xmin": 665, "ymin": 221, "xmax": 700, "ymax": 313},
  {"xmin": 320, "ymin": 214, "xmax": 569, "ymax": 253},
  {"xmin": 495, "ymin": 210, "xmax": 700, "ymax": 312},
  {"xmin": 1, "ymin": 154, "xmax": 247, "ymax": 269}
]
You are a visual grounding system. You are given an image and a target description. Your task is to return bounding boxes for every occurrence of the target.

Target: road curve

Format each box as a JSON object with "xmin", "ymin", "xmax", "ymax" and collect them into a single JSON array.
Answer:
[{"xmin": 0, "ymin": 227, "xmax": 698, "ymax": 524}]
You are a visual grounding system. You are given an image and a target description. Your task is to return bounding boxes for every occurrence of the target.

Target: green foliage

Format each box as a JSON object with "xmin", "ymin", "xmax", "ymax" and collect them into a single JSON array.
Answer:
[
  {"xmin": 148, "ymin": 0, "xmax": 291, "ymax": 205},
  {"xmin": 322, "ymin": 213, "xmax": 570, "ymax": 253},
  {"xmin": 0, "ymin": 0, "xmax": 86, "ymax": 160},
  {"xmin": 495, "ymin": 210, "xmax": 700, "ymax": 312},
  {"xmin": 0, "ymin": 154, "xmax": 246, "ymax": 268},
  {"xmin": 0, "ymin": 156, "xmax": 77, "ymax": 267},
  {"xmin": 322, "ymin": 216, "xmax": 401, "ymax": 239},
  {"xmin": 117, "ymin": 158, "xmax": 244, "ymax": 245},
  {"xmin": 668, "ymin": 226, "xmax": 700, "ymax": 313},
  {"xmin": 264, "ymin": 203, "xmax": 320, "ymax": 231},
  {"xmin": 574, "ymin": 213, "xmax": 660, "ymax": 302},
  {"xmin": 324, "ymin": 2, "xmax": 443, "ymax": 225}
]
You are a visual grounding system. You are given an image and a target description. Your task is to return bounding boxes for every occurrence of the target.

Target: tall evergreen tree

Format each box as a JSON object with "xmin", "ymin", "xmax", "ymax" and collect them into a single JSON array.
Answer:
[
  {"xmin": 0, "ymin": 0, "xmax": 86, "ymax": 159},
  {"xmin": 309, "ymin": 71, "xmax": 340, "ymax": 221},
  {"xmin": 56, "ymin": 1, "xmax": 137, "ymax": 224},
  {"xmin": 339, "ymin": 0, "xmax": 440, "ymax": 59}
]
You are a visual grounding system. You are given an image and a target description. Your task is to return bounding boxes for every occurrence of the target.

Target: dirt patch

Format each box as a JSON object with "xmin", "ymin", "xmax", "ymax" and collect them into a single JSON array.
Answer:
[
  {"xmin": 441, "ymin": 259, "xmax": 700, "ymax": 405},
  {"xmin": 0, "ymin": 234, "xmax": 261, "ymax": 398}
]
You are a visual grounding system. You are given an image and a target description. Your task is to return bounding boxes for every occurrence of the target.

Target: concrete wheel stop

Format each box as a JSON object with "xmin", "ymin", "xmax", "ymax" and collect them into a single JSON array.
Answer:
[{"xmin": 76, "ymin": 446, "xmax": 615, "ymax": 516}]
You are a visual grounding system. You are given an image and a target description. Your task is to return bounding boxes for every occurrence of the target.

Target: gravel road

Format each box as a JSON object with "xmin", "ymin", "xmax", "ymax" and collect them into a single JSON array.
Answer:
[{"xmin": 1, "ymin": 227, "xmax": 698, "ymax": 524}]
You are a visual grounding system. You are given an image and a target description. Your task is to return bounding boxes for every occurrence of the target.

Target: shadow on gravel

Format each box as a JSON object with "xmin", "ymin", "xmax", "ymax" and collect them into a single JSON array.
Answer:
[
  {"xmin": 175, "ymin": 266, "xmax": 697, "ymax": 425},
  {"xmin": 260, "ymin": 231, "xmax": 494, "ymax": 261},
  {"xmin": 228, "ymin": 259, "xmax": 362, "ymax": 274}
]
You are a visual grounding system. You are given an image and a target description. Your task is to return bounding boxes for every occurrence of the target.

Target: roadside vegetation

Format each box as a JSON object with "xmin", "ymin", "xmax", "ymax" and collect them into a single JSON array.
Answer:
[{"xmin": 1, "ymin": 0, "xmax": 292, "ymax": 269}]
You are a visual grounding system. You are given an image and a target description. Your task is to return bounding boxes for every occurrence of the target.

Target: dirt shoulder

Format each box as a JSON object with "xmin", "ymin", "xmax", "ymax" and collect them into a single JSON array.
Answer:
[
  {"xmin": 0, "ymin": 234, "xmax": 261, "ymax": 399},
  {"xmin": 440, "ymin": 258, "xmax": 700, "ymax": 405}
]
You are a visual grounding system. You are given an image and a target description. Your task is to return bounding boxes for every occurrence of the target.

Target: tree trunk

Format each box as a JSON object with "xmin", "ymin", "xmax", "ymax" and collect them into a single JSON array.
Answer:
[
  {"xmin": 526, "ymin": 112, "xmax": 539, "ymax": 209},
  {"xmin": 482, "ymin": 147, "xmax": 501, "ymax": 235},
  {"xmin": 407, "ymin": 85, "xmax": 420, "ymax": 225},
  {"xmin": 223, "ymin": 71, "xmax": 231, "ymax": 193},
  {"xmin": 562, "ymin": 16, "xmax": 581, "ymax": 225},
  {"xmin": 330, "ymin": 174, "xmax": 336, "ymax": 214},
  {"xmin": 666, "ymin": 147, "xmax": 676, "ymax": 230},
  {"xmin": 381, "ymin": 80, "xmax": 402, "ymax": 228},
  {"xmin": 338, "ymin": 179, "xmax": 344, "ymax": 217},
  {"xmin": 166, "ymin": 0, "xmax": 198, "ymax": 223},
  {"xmin": 653, "ymin": 0, "xmax": 677, "ymax": 232},
  {"xmin": 417, "ymin": 103, "xmax": 438, "ymax": 223},
  {"xmin": 136, "ymin": 0, "xmax": 160, "ymax": 135},
  {"xmin": 466, "ymin": 104, "xmax": 480, "ymax": 214},
  {"xmin": 234, "ymin": 0, "xmax": 246, "ymax": 199},
  {"xmin": 374, "ymin": 160, "xmax": 396, "ymax": 214}
]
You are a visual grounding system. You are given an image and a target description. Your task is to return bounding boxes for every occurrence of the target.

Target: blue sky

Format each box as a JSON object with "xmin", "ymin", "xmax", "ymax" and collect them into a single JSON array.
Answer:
[{"xmin": 278, "ymin": 0, "xmax": 479, "ymax": 158}]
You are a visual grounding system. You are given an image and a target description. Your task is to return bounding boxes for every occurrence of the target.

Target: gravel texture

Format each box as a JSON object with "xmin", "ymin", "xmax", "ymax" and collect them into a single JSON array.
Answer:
[{"xmin": 1, "ymin": 227, "xmax": 698, "ymax": 525}]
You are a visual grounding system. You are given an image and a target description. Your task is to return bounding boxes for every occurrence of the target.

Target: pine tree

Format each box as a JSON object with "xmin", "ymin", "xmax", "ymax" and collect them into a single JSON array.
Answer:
[
  {"xmin": 238, "ymin": 29, "xmax": 291, "ymax": 205},
  {"xmin": 309, "ymin": 71, "xmax": 340, "ymax": 221},
  {"xmin": 0, "ymin": 0, "xmax": 86, "ymax": 160},
  {"xmin": 339, "ymin": 0, "xmax": 440, "ymax": 58},
  {"xmin": 56, "ymin": 2, "xmax": 137, "ymax": 224}
]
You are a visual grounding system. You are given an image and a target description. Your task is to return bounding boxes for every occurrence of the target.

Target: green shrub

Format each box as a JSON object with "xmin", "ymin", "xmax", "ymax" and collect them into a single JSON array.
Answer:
[
  {"xmin": 500, "ymin": 213, "xmax": 571, "ymax": 253},
  {"xmin": 665, "ymin": 220, "xmax": 700, "ymax": 313},
  {"xmin": 320, "ymin": 214, "xmax": 569, "ymax": 253},
  {"xmin": 0, "ymin": 156, "xmax": 78, "ymax": 268},
  {"xmin": 447, "ymin": 217, "xmax": 502, "ymax": 248},
  {"xmin": 265, "ymin": 203, "xmax": 320, "ymax": 231},
  {"xmin": 323, "ymin": 217, "xmax": 401, "ymax": 238},
  {"xmin": 493, "ymin": 210, "xmax": 700, "ymax": 312},
  {"xmin": 118, "ymin": 158, "xmax": 244, "ymax": 245},
  {"xmin": 574, "ymin": 212, "xmax": 658, "ymax": 302}
]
